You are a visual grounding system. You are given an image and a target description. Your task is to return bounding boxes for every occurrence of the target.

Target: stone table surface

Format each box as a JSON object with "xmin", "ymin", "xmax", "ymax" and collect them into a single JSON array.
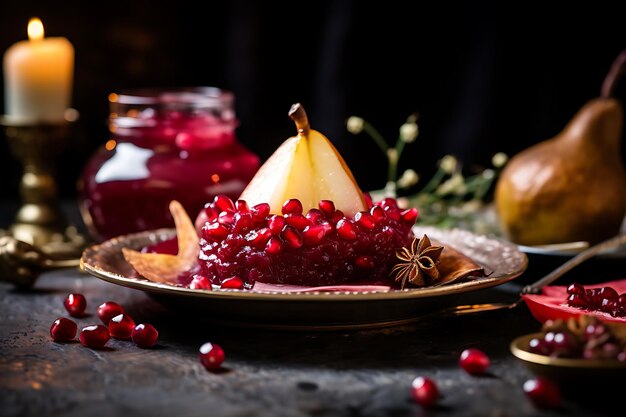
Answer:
[{"xmin": 0, "ymin": 267, "xmax": 621, "ymax": 417}]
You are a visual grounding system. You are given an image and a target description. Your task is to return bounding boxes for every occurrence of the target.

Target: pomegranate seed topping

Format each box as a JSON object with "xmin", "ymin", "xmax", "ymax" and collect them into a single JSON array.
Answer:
[
  {"xmin": 523, "ymin": 377, "xmax": 561, "ymax": 409},
  {"xmin": 282, "ymin": 226, "xmax": 303, "ymax": 248},
  {"xmin": 355, "ymin": 256, "xmax": 375, "ymax": 269},
  {"xmin": 203, "ymin": 222, "xmax": 229, "ymax": 241},
  {"xmin": 199, "ymin": 342, "xmax": 225, "ymax": 370},
  {"xmin": 302, "ymin": 225, "xmax": 326, "ymax": 245},
  {"xmin": 221, "ymin": 276, "xmax": 244, "ymax": 289},
  {"xmin": 320, "ymin": 221, "xmax": 334, "ymax": 234},
  {"xmin": 246, "ymin": 228, "xmax": 272, "ymax": 247},
  {"xmin": 97, "ymin": 301, "xmax": 124, "ymax": 325},
  {"xmin": 567, "ymin": 293, "xmax": 586, "ymax": 308},
  {"xmin": 567, "ymin": 283, "xmax": 584, "ymax": 295},
  {"xmin": 268, "ymin": 215, "xmax": 286, "ymax": 235},
  {"xmin": 318, "ymin": 200, "xmax": 335, "ymax": 216},
  {"xmin": 64, "ymin": 293, "xmax": 86, "ymax": 317},
  {"xmin": 232, "ymin": 212, "xmax": 253, "ymax": 233},
  {"xmin": 50, "ymin": 318, "xmax": 77, "ymax": 341},
  {"xmin": 370, "ymin": 205, "xmax": 385, "ymax": 221},
  {"xmin": 598, "ymin": 287, "xmax": 618, "ymax": 301},
  {"xmin": 459, "ymin": 349, "xmax": 490, "ymax": 375},
  {"xmin": 383, "ymin": 205, "xmax": 400, "ymax": 220},
  {"xmin": 363, "ymin": 193, "xmax": 373, "ymax": 208},
  {"xmin": 214, "ymin": 195, "xmax": 235, "ymax": 212},
  {"xmin": 79, "ymin": 325, "xmax": 110, "ymax": 348},
  {"xmin": 265, "ymin": 237, "xmax": 283, "ymax": 255},
  {"xmin": 251, "ymin": 203, "xmax": 270, "ymax": 222},
  {"xmin": 565, "ymin": 284, "xmax": 626, "ymax": 317},
  {"xmin": 330, "ymin": 210, "xmax": 345, "ymax": 224},
  {"xmin": 218, "ymin": 210, "xmax": 235, "ymax": 225},
  {"xmin": 411, "ymin": 376, "xmax": 439, "ymax": 407},
  {"xmin": 189, "ymin": 274, "xmax": 212, "ymax": 289},
  {"xmin": 131, "ymin": 323, "xmax": 158, "ymax": 348},
  {"xmin": 285, "ymin": 213, "xmax": 310, "ymax": 230},
  {"xmin": 336, "ymin": 219, "xmax": 357, "ymax": 240},
  {"xmin": 401, "ymin": 208, "xmax": 419, "ymax": 224},
  {"xmin": 235, "ymin": 200, "xmax": 250, "ymax": 212},
  {"xmin": 282, "ymin": 199, "xmax": 303, "ymax": 215},
  {"xmin": 109, "ymin": 313, "xmax": 136, "ymax": 339},
  {"xmin": 305, "ymin": 208, "xmax": 324, "ymax": 223},
  {"xmin": 381, "ymin": 198, "xmax": 398, "ymax": 210},
  {"xmin": 354, "ymin": 211, "xmax": 375, "ymax": 229}
]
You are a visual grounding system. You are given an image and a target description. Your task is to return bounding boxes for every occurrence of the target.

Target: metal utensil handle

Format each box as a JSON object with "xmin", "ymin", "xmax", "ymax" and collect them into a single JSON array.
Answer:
[{"xmin": 522, "ymin": 234, "xmax": 626, "ymax": 294}]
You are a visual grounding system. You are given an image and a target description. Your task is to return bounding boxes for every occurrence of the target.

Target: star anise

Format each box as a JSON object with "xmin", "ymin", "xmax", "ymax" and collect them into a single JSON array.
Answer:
[{"xmin": 391, "ymin": 235, "xmax": 444, "ymax": 289}]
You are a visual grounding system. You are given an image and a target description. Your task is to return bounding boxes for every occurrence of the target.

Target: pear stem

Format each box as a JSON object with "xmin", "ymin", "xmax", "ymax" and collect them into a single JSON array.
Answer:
[
  {"xmin": 601, "ymin": 50, "xmax": 626, "ymax": 98},
  {"xmin": 289, "ymin": 103, "xmax": 310, "ymax": 136}
]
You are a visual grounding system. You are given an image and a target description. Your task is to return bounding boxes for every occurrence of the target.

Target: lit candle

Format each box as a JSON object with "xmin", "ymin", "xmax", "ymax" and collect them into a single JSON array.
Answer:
[{"xmin": 3, "ymin": 17, "xmax": 74, "ymax": 122}]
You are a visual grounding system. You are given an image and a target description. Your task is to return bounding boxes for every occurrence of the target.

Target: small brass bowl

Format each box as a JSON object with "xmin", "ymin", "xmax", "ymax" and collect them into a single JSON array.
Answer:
[{"xmin": 510, "ymin": 333, "xmax": 626, "ymax": 384}]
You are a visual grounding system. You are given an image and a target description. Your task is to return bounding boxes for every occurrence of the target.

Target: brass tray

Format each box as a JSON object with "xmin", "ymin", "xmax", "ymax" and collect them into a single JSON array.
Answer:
[{"xmin": 80, "ymin": 226, "xmax": 527, "ymax": 330}]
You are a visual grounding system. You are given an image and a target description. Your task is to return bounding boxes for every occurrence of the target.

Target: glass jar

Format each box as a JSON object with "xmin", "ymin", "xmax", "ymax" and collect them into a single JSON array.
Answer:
[{"xmin": 80, "ymin": 87, "xmax": 260, "ymax": 241}]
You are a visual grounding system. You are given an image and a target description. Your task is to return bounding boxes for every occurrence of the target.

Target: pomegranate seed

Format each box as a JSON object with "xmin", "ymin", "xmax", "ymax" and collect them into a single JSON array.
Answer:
[
  {"xmin": 131, "ymin": 323, "xmax": 158, "ymax": 348},
  {"xmin": 305, "ymin": 208, "xmax": 324, "ymax": 223},
  {"xmin": 302, "ymin": 225, "xmax": 326, "ymax": 245},
  {"xmin": 50, "ymin": 318, "xmax": 77, "ymax": 341},
  {"xmin": 567, "ymin": 293, "xmax": 587, "ymax": 308},
  {"xmin": 79, "ymin": 325, "xmax": 110, "ymax": 348},
  {"xmin": 330, "ymin": 210, "xmax": 345, "ymax": 224},
  {"xmin": 598, "ymin": 287, "xmax": 618, "ymax": 301},
  {"xmin": 370, "ymin": 205, "xmax": 386, "ymax": 221},
  {"xmin": 523, "ymin": 377, "xmax": 561, "ymax": 409},
  {"xmin": 265, "ymin": 237, "xmax": 283, "ymax": 255},
  {"xmin": 282, "ymin": 226, "xmax": 303, "ymax": 248},
  {"xmin": 64, "ymin": 293, "xmax": 86, "ymax": 317},
  {"xmin": 246, "ymin": 228, "xmax": 272, "ymax": 247},
  {"xmin": 619, "ymin": 294, "xmax": 626, "ymax": 309},
  {"xmin": 189, "ymin": 274, "xmax": 211, "ymax": 289},
  {"xmin": 336, "ymin": 219, "xmax": 357, "ymax": 240},
  {"xmin": 411, "ymin": 377, "xmax": 439, "ymax": 407},
  {"xmin": 363, "ymin": 193, "xmax": 373, "ymax": 208},
  {"xmin": 232, "ymin": 212, "xmax": 253, "ymax": 233},
  {"xmin": 459, "ymin": 349, "xmax": 490, "ymax": 375},
  {"xmin": 401, "ymin": 208, "xmax": 418, "ymax": 224},
  {"xmin": 529, "ymin": 337, "xmax": 550, "ymax": 355},
  {"xmin": 202, "ymin": 222, "xmax": 229, "ymax": 241},
  {"xmin": 567, "ymin": 283, "xmax": 584, "ymax": 295},
  {"xmin": 282, "ymin": 199, "xmax": 303, "ymax": 215},
  {"xmin": 251, "ymin": 203, "xmax": 270, "ymax": 222},
  {"xmin": 109, "ymin": 313, "xmax": 136, "ymax": 339},
  {"xmin": 320, "ymin": 221, "xmax": 334, "ymax": 234},
  {"xmin": 381, "ymin": 198, "xmax": 398, "ymax": 209},
  {"xmin": 235, "ymin": 200, "xmax": 250, "ymax": 212},
  {"xmin": 355, "ymin": 256, "xmax": 375, "ymax": 269},
  {"xmin": 284, "ymin": 213, "xmax": 310, "ymax": 230},
  {"xmin": 97, "ymin": 301, "xmax": 124, "ymax": 325},
  {"xmin": 384, "ymin": 205, "xmax": 400, "ymax": 220},
  {"xmin": 218, "ymin": 210, "xmax": 235, "ymax": 225},
  {"xmin": 221, "ymin": 276, "xmax": 244, "ymax": 289},
  {"xmin": 318, "ymin": 200, "xmax": 335, "ymax": 216},
  {"xmin": 214, "ymin": 195, "xmax": 235, "ymax": 212},
  {"xmin": 199, "ymin": 342, "xmax": 225, "ymax": 371},
  {"xmin": 268, "ymin": 215, "xmax": 286, "ymax": 235},
  {"xmin": 354, "ymin": 211, "xmax": 375, "ymax": 229}
]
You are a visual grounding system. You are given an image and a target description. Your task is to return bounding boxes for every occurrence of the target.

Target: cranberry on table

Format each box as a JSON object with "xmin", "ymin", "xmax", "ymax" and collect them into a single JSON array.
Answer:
[
  {"xmin": 411, "ymin": 376, "xmax": 439, "ymax": 407},
  {"xmin": 131, "ymin": 324, "xmax": 159, "ymax": 348},
  {"xmin": 523, "ymin": 377, "xmax": 561, "ymax": 409},
  {"xmin": 50, "ymin": 318, "xmax": 77, "ymax": 342},
  {"xmin": 459, "ymin": 349, "xmax": 490, "ymax": 375},
  {"xmin": 97, "ymin": 301, "xmax": 124, "ymax": 324},
  {"xmin": 108, "ymin": 313, "xmax": 136, "ymax": 339},
  {"xmin": 63, "ymin": 293, "xmax": 87, "ymax": 317},
  {"xmin": 79, "ymin": 325, "xmax": 110, "ymax": 348},
  {"xmin": 199, "ymin": 342, "xmax": 225, "ymax": 371}
]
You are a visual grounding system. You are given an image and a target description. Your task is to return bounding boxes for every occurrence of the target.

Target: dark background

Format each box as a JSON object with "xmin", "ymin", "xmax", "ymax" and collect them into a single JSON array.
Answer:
[{"xmin": 1, "ymin": 1, "xmax": 625, "ymax": 201}]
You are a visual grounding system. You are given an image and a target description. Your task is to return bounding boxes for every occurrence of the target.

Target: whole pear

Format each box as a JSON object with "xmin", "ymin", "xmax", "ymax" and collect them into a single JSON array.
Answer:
[{"xmin": 495, "ymin": 52, "xmax": 626, "ymax": 245}]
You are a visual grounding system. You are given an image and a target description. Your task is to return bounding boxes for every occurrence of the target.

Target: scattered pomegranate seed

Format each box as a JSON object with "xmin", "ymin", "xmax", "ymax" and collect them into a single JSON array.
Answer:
[
  {"xmin": 108, "ymin": 313, "xmax": 136, "ymax": 339},
  {"xmin": 199, "ymin": 342, "xmax": 225, "ymax": 371},
  {"xmin": 97, "ymin": 301, "xmax": 124, "ymax": 325},
  {"xmin": 63, "ymin": 293, "xmax": 87, "ymax": 317},
  {"xmin": 336, "ymin": 219, "xmax": 357, "ymax": 240},
  {"xmin": 411, "ymin": 376, "xmax": 439, "ymax": 407},
  {"xmin": 214, "ymin": 195, "xmax": 235, "ymax": 212},
  {"xmin": 523, "ymin": 377, "xmax": 561, "ymax": 409},
  {"xmin": 282, "ymin": 199, "xmax": 303, "ymax": 215},
  {"xmin": 50, "ymin": 318, "xmax": 77, "ymax": 342},
  {"xmin": 131, "ymin": 323, "xmax": 159, "ymax": 348},
  {"xmin": 189, "ymin": 274, "xmax": 212, "ymax": 290},
  {"xmin": 459, "ymin": 349, "xmax": 490, "ymax": 375},
  {"xmin": 79, "ymin": 324, "xmax": 110, "ymax": 348},
  {"xmin": 221, "ymin": 276, "xmax": 244, "ymax": 289},
  {"xmin": 318, "ymin": 200, "xmax": 335, "ymax": 216}
]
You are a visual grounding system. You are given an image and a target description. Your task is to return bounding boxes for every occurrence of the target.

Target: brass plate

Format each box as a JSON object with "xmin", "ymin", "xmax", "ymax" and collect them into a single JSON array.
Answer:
[{"xmin": 80, "ymin": 226, "xmax": 527, "ymax": 330}]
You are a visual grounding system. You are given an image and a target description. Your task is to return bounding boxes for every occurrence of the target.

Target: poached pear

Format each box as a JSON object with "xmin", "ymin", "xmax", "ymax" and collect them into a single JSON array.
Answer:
[{"xmin": 496, "ymin": 51, "xmax": 626, "ymax": 245}]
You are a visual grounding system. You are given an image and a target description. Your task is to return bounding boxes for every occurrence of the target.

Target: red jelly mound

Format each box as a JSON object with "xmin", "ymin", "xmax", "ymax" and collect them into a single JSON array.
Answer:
[
  {"xmin": 197, "ymin": 195, "xmax": 417, "ymax": 287},
  {"xmin": 522, "ymin": 279, "xmax": 626, "ymax": 324}
]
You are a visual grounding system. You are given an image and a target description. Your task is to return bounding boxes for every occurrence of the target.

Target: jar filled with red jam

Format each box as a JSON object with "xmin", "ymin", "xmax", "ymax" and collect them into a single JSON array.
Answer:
[{"xmin": 80, "ymin": 87, "xmax": 260, "ymax": 241}]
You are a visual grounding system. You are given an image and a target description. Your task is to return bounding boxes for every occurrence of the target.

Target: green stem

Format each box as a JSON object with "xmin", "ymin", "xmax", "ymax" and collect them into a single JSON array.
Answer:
[
  {"xmin": 363, "ymin": 122, "xmax": 389, "ymax": 154},
  {"xmin": 419, "ymin": 167, "xmax": 447, "ymax": 195}
]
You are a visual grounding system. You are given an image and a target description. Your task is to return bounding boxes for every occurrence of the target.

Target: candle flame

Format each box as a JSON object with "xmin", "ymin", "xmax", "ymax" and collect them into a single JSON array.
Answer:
[{"xmin": 28, "ymin": 18, "xmax": 44, "ymax": 41}]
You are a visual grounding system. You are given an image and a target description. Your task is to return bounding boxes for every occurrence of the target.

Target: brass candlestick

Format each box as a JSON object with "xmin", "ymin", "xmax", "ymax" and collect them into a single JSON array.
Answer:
[{"xmin": 1, "ymin": 112, "xmax": 87, "ymax": 262}]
